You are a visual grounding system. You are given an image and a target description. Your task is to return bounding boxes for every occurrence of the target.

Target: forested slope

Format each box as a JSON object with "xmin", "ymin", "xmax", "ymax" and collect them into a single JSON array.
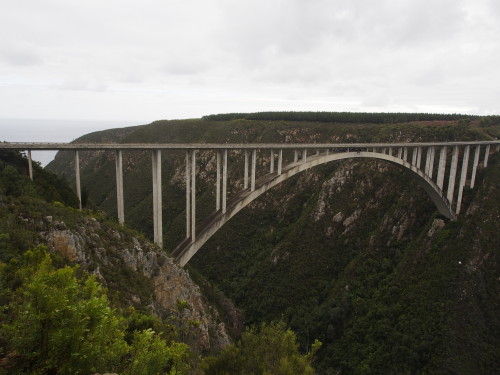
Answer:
[{"xmin": 47, "ymin": 115, "xmax": 499, "ymax": 374}]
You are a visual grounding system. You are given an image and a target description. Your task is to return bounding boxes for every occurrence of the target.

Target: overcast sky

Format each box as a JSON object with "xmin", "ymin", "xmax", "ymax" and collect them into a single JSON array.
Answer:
[{"xmin": 1, "ymin": 0, "xmax": 499, "ymax": 127}]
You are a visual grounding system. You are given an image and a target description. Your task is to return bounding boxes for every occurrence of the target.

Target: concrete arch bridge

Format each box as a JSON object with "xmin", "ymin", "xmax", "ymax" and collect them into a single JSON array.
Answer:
[{"xmin": 2, "ymin": 141, "xmax": 499, "ymax": 266}]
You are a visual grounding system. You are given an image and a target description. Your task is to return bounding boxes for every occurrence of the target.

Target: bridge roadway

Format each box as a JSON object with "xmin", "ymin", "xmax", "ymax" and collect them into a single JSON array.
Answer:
[
  {"xmin": 1, "ymin": 140, "xmax": 499, "ymax": 265},
  {"xmin": 1, "ymin": 141, "xmax": 498, "ymax": 150}
]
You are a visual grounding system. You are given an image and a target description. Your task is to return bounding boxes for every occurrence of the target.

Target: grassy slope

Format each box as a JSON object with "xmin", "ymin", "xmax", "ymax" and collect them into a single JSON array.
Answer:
[{"xmin": 46, "ymin": 118, "xmax": 499, "ymax": 374}]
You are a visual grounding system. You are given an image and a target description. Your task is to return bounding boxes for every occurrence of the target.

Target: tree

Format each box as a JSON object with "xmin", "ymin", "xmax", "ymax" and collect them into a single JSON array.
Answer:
[
  {"xmin": 0, "ymin": 247, "xmax": 190, "ymax": 375},
  {"xmin": 1, "ymin": 247, "xmax": 127, "ymax": 374},
  {"xmin": 200, "ymin": 320, "xmax": 321, "ymax": 375},
  {"xmin": 125, "ymin": 328, "xmax": 189, "ymax": 375}
]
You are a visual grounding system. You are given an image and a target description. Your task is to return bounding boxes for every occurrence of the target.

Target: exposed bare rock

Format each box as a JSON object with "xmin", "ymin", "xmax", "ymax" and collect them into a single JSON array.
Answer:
[
  {"xmin": 343, "ymin": 209, "xmax": 362, "ymax": 228},
  {"xmin": 427, "ymin": 219, "xmax": 446, "ymax": 237},
  {"xmin": 41, "ymin": 217, "xmax": 233, "ymax": 354}
]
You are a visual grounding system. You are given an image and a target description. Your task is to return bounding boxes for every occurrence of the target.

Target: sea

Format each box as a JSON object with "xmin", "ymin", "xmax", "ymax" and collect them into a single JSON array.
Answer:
[{"xmin": 0, "ymin": 118, "xmax": 142, "ymax": 166}]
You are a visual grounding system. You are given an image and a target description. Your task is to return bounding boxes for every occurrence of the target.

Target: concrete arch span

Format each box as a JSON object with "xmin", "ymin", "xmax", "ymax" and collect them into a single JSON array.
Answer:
[{"xmin": 173, "ymin": 151, "xmax": 454, "ymax": 266}]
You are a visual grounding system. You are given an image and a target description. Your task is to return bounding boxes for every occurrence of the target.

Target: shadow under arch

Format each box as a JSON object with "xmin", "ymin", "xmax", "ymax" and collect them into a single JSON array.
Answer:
[{"xmin": 174, "ymin": 151, "xmax": 455, "ymax": 266}]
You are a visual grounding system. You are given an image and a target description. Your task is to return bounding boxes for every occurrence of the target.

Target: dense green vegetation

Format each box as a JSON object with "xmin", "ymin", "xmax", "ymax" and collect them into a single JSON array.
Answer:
[
  {"xmin": 45, "ymin": 114, "xmax": 499, "ymax": 374},
  {"xmin": 0, "ymin": 247, "xmax": 189, "ymax": 374},
  {"xmin": 202, "ymin": 111, "xmax": 476, "ymax": 124},
  {"xmin": 0, "ymin": 248, "xmax": 316, "ymax": 374},
  {"xmin": 0, "ymin": 150, "xmax": 317, "ymax": 374},
  {"xmin": 0, "ymin": 150, "xmax": 79, "ymax": 208},
  {"xmin": 201, "ymin": 321, "xmax": 320, "ymax": 375}
]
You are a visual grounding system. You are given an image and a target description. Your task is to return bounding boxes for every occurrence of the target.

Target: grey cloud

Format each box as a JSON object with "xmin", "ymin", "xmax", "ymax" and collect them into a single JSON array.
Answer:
[
  {"xmin": 0, "ymin": 0, "xmax": 498, "ymax": 121},
  {"xmin": 0, "ymin": 47, "xmax": 43, "ymax": 66},
  {"xmin": 58, "ymin": 79, "xmax": 107, "ymax": 92}
]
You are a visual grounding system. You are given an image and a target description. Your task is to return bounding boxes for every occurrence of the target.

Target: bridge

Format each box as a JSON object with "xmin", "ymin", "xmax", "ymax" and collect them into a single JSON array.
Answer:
[{"xmin": 2, "ymin": 141, "xmax": 499, "ymax": 266}]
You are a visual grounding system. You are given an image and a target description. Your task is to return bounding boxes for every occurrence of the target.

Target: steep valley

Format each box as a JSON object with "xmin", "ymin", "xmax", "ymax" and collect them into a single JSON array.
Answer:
[{"xmin": 39, "ymin": 116, "xmax": 500, "ymax": 373}]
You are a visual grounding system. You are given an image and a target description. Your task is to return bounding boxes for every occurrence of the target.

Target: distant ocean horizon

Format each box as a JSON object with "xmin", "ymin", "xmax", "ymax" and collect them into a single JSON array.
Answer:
[{"xmin": 0, "ymin": 118, "xmax": 144, "ymax": 166}]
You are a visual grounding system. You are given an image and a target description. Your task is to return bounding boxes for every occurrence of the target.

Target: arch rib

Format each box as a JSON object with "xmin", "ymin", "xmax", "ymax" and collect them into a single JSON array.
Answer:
[{"xmin": 173, "ymin": 151, "xmax": 456, "ymax": 266}]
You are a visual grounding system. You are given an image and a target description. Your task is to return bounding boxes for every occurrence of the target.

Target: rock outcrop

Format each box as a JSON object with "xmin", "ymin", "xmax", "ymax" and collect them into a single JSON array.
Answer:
[{"xmin": 32, "ymin": 214, "xmax": 235, "ymax": 354}]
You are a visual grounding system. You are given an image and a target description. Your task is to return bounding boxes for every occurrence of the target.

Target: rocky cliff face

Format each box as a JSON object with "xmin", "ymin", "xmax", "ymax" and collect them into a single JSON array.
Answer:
[{"xmin": 1, "ymin": 198, "xmax": 238, "ymax": 354}]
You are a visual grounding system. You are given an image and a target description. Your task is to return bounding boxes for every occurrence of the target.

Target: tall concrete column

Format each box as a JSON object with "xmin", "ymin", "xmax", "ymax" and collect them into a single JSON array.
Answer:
[
  {"xmin": 244, "ymin": 150, "xmax": 249, "ymax": 189},
  {"xmin": 470, "ymin": 145, "xmax": 480, "ymax": 188},
  {"xmin": 397, "ymin": 147, "xmax": 403, "ymax": 159},
  {"xmin": 326, "ymin": 148, "xmax": 330, "ymax": 156},
  {"xmin": 191, "ymin": 150, "xmax": 196, "ymax": 241},
  {"xmin": 216, "ymin": 150, "xmax": 221, "ymax": 210},
  {"xmin": 115, "ymin": 150, "xmax": 124, "ymax": 224},
  {"xmin": 411, "ymin": 148, "xmax": 417, "ymax": 166},
  {"xmin": 382, "ymin": 148, "xmax": 386, "ymax": 155},
  {"xmin": 388, "ymin": 147, "xmax": 393, "ymax": 156},
  {"xmin": 428, "ymin": 146, "xmax": 436, "ymax": 179},
  {"xmin": 294, "ymin": 150, "xmax": 298, "ymax": 163},
  {"xmin": 437, "ymin": 146, "xmax": 447, "ymax": 190},
  {"xmin": 315, "ymin": 149, "xmax": 320, "ymax": 156},
  {"xmin": 152, "ymin": 151, "xmax": 157, "ymax": 244},
  {"xmin": 447, "ymin": 146, "xmax": 459, "ymax": 205},
  {"xmin": 456, "ymin": 145, "xmax": 470, "ymax": 214},
  {"xmin": 303, "ymin": 149, "xmax": 307, "ymax": 163},
  {"xmin": 403, "ymin": 148, "xmax": 408, "ymax": 162},
  {"xmin": 270, "ymin": 149, "xmax": 274, "ymax": 173},
  {"xmin": 185, "ymin": 151, "xmax": 191, "ymax": 238},
  {"xmin": 222, "ymin": 149, "xmax": 227, "ymax": 214},
  {"xmin": 156, "ymin": 150, "xmax": 163, "ymax": 247},
  {"xmin": 483, "ymin": 144, "xmax": 491, "ymax": 167},
  {"xmin": 424, "ymin": 147, "xmax": 431, "ymax": 175},
  {"xmin": 75, "ymin": 150, "xmax": 82, "ymax": 210},
  {"xmin": 416, "ymin": 147, "xmax": 422, "ymax": 169},
  {"xmin": 251, "ymin": 149, "xmax": 256, "ymax": 191},
  {"xmin": 277, "ymin": 149, "xmax": 283, "ymax": 175},
  {"xmin": 27, "ymin": 150, "xmax": 33, "ymax": 180},
  {"xmin": 152, "ymin": 150, "xmax": 162, "ymax": 246}
]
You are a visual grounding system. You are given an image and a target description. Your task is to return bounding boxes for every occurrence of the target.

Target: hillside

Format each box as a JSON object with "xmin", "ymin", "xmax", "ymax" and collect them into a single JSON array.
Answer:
[
  {"xmin": 0, "ymin": 150, "xmax": 237, "ymax": 356},
  {"xmin": 46, "ymin": 115, "xmax": 500, "ymax": 374}
]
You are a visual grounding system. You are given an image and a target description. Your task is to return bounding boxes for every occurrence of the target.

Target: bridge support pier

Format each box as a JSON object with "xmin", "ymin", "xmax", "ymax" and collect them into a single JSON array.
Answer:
[
  {"xmin": 470, "ymin": 145, "xmax": 480, "ymax": 189},
  {"xmin": 447, "ymin": 146, "xmax": 459, "ymax": 205},
  {"xmin": 278, "ymin": 149, "xmax": 283, "ymax": 175},
  {"xmin": 216, "ymin": 151, "xmax": 221, "ymax": 211},
  {"xmin": 186, "ymin": 152, "xmax": 191, "ymax": 238},
  {"xmin": 437, "ymin": 146, "xmax": 447, "ymax": 189},
  {"xmin": 152, "ymin": 150, "xmax": 162, "ymax": 246},
  {"xmin": 251, "ymin": 149, "xmax": 256, "ymax": 191},
  {"xmin": 115, "ymin": 150, "xmax": 124, "ymax": 224},
  {"xmin": 456, "ymin": 145, "xmax": 470, "ymax": 214},
  {"xmin": 222, "ymin": 149, "xmax": 227, "ymax": 214},
  {"xmin": 428, "ymin": 146, "xmax": 436, "ymax": 178},
  {"xmin": 27, "ymin": 150, "xmax": 33, "ymax": 180},
  {"xmin": 244, "ymin": 150, "xmax": 249, "ymax": 189},
  {"xmin": 270, "ymin": 150, "xmax": 274, "ymax": 173},
  {"xmin": 416, "ymin": 147, "xmax": 422, "ymax": 169},
  {"xmin": 411, "ymin": 148, "xmax": 417, "ymax": 166},
  {"xmin": 424, "ymin": 147, "xmax": 431, "ymax": 176},
  {"xmin": 75, "ymin": 151, "xmax": 82, "ymax": 210},
  {"xmin": 191, "ymin": 151, "xmax": 196, "ymax": 241},
  {"xmin": 484, "ymin": 145, "xmax": 491, "ymax": 167}
]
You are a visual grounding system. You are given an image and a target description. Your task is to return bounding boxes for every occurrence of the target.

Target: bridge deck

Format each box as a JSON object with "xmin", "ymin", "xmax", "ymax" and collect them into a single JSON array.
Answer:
[{"xmin": 1, "ymin": 141, "xmax": 499, "ymax": 151}]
